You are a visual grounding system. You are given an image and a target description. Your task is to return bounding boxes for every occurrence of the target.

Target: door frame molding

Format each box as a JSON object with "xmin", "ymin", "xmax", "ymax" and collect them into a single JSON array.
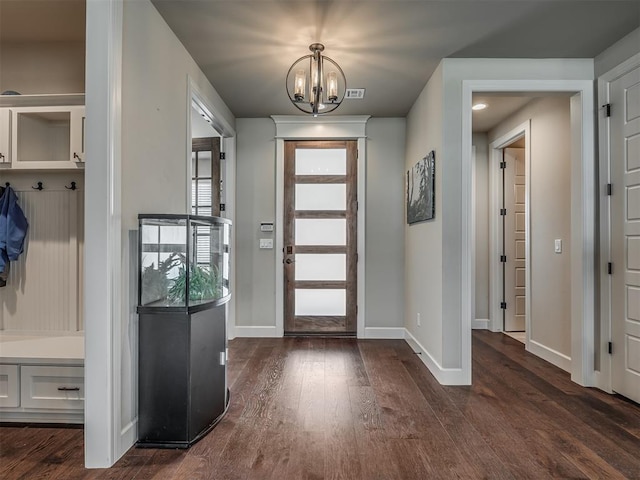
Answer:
[
  {"xmin": 596, "ymin": 52, "xmax": 640, "ymax": 394},
  {"xmin": 272, "ymin": 116, "xmax": 370, "ymax": 338},
  {"xmin": 463, "ymin": 79, "xmax": 595, "ymax": 387}
]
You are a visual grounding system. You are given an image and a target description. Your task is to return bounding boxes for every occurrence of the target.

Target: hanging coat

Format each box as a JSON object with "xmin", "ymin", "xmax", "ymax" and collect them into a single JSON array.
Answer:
[{"xmin": 0, "ymin": 186, "xmax": 29, "ymax": 285}]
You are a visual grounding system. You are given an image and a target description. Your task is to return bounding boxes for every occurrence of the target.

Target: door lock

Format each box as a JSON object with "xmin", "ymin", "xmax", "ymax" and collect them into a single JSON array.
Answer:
[{"xmin": 285, "ymin": 258, "xmax": 295, "ymax": 264}]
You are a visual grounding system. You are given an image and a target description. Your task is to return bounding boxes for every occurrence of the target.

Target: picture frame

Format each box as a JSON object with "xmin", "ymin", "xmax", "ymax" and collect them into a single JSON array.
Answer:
[{"xmin": 407, "ymin": 150, "xmax": 435, "ymax": 224}]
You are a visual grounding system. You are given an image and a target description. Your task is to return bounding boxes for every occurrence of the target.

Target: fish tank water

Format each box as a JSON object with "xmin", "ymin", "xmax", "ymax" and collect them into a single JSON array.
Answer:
[{"xmin": 138, "ymin": 214, "xmax": 231, "ymax": 310}]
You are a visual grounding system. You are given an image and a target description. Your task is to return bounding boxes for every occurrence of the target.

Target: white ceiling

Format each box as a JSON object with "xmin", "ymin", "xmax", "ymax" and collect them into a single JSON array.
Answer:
[{"xmin": 151, "ymin": 0, "xmax": 640, "ymax": 118}]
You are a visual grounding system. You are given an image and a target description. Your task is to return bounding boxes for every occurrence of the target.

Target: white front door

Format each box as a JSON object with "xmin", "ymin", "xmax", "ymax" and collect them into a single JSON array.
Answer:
[{"xmin": 611, "ymin": 64, "xmax": 640, "ymax": 403}]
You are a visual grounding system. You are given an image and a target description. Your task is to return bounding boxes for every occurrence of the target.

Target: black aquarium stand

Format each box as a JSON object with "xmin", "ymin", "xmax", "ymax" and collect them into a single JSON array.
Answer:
[{"xmin": 137, "ymin": 299, "xmax": 229, "ymax": 448}]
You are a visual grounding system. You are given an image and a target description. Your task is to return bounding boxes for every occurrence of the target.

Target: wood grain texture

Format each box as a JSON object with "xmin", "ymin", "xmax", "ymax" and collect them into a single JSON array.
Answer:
[{"xmin": 2, "ymin": 332, "xmax": 640, "ymax": 479}]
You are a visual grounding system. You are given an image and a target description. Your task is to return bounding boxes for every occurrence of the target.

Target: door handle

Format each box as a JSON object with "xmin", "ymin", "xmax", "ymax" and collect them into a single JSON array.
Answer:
[{"xmin": 285, "ymin": 258, "xmax": 295, "ymax": 264}]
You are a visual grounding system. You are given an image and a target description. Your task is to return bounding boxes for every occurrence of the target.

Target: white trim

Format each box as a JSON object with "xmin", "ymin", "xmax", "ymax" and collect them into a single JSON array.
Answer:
[
  {"xmin": 596, "ymin": 52, "xmax": 640, "ymax": 394},
  {"xmin": 272, "ymin": 116, "xmax": 370, "ymax": 338},
  {"xmin": 528, "ymin": 340, "xmax": 572, "ymax": 373},
  {"xmin": 488, "ymin": 122, "xmax": 531, "ymax": 340},
  {"xmin": 186, "ymin": 77, "xmax": 238, "ymax": 340},
  {"xmin": 463, "ymin": 79, "xmax": 596, "ymax": 388},
  {"xmin": 233, "ymin": 326, "xmax": 280, "ymax": 338},
  {"xmin": 84, "ymin": 0, "xmax": 123, "ymax": 468},
  {"xmin": 364, "ymin": 327, "xmax": 406, "ymax": 339},
  {"xmin": 472, "ymin": 319, "xmax": 490, "ymax": 330},
  {"xmin": 404, "ymin": 329, "xmax": 466, "ymax": 385}
]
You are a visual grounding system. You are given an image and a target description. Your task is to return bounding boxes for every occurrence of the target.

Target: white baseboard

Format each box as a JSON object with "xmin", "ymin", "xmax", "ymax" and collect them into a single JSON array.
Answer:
[
  {"xmin": 472, "ymin": 318, "xmax": 490, "ymax": 330},
  {"xmin": 233, "ymin": 326, "xmax": 280, "ymax": 338},
  {"xmin": 403, "ymin": 329, "xmax": 470, "ymax": 385},
  {"xmin": 528, "ymin": 339, "xmax": 571, "ymax": 373},
  {"xmin": 118, "ymin": 419, "xmax": 137, "ymax": 458},
  {"xmin": 364, "ymin": 327, "xmax": 406, "ymax": 339}
]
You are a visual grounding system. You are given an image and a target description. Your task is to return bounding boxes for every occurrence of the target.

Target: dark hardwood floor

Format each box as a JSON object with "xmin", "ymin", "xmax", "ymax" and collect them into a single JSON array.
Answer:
[{"xmin": 2, "ymin": 331, "xmax": 640, "ymax": 479}]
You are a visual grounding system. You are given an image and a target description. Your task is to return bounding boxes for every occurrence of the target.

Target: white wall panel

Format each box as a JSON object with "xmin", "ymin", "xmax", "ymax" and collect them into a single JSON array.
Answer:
[{"xmin": 0, "ymin": 178, "xmax": 84, "ymax": 333}]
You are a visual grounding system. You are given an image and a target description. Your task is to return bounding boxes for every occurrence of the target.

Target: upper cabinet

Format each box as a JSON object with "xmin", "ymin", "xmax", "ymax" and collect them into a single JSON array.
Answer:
[{"xmin": 0, "ymin": 95, "xmax": 85, "ymax": 171}]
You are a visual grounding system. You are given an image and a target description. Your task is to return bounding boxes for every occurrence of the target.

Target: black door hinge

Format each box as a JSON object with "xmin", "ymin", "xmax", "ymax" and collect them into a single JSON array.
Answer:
[
  {"xmin": 607, "ymin": 262, "xmax": 612, "ymax": 275},
  {"xmin": 603, "ymin": 104, "xmax": 611, "ymax": 117},
  {"xmin": 500, "ymin": 161, "xmax": 506, "ymax": 169},
  {"xmin": 608, "ymin": 342, "xmax": 613, "ymax": 354},
  {"xmin": 606, "ymin": 183, "xmax": 612, "ymax": 196},
  {"xmin": 500, "ymin": 255, "xmax": 507, "ymax": 263},
  {"xmin": 220, "ymin": 152, "xmax": 226, "ymax": 160},
  {"xmin": 220, "ymin": 203, "xmax": 226, "ymax": 211},
  {"xmin": 500, "ymin": 302, "xmax": 507, "ymax": 310},
  {"xmin": 500, "ymin": 208, "xmax": 507, "ymax": 216}
]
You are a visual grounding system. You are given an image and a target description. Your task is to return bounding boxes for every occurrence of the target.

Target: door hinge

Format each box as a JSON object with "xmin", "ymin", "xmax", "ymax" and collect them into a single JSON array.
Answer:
[
  {"xmin": 608, "ymin": 341, "xmax": 613, "ymax": 355},
  {"xmin": 606, "ymin": 183, "xmax": 612, "ymax": 196},
  {"xmin": 603, "ymin": 104, "xmax": 611, "ymax": 117},
  {"xmin": 356, "ymin": 253, "xmax": 359, "ymax": 263},
  {"xmin": 220, "ymin": 203, "xmax": 226, "ymax": 212},
  {"xmin": 500, "ymin": 302, "xmax": 507, "ymax": 310},
  {"xmin": 500, "ymin": 161, "xmax": 506, "ymax": 169},
  {"xmin": 500, "ymin": 255, "xmax": 507, "ymax": 263},
  {"xmin": 220, "ymin": 152, "xmax": 226, "ymax": 160},
  {"xmin": 500, "ymin": 208, "xmax": 507, "ymax": 216},
  {"xmin": 607, "ymin": 262, "xmax": 613, "ymax": 275}
]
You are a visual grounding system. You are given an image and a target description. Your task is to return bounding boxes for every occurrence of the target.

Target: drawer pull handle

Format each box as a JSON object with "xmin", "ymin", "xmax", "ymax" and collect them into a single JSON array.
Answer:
[{"xmin": 57, "ymin": 386, "xmax": 80, "ymax": 392}]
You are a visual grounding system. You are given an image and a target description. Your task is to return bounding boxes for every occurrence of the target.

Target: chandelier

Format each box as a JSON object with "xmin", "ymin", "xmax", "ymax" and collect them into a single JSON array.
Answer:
[{"xmin": 286, "ymin": 43, "xmax": 346, "ymax": 115}]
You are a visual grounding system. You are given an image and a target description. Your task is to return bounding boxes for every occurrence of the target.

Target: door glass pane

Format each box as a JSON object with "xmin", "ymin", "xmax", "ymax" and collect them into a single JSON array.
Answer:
[
  {"xmin": 295, "ymin": 148, "xmax": 346, "ymax": 175},
  {"xmin": 295, "ymin": 184, "xmax": 346, "ymax": 210},
  {"xmin": 295, "ymin": 289, "xmax": 346, "ymax": 315},
  {"xmin": 295, "ymin": 219, "xmax": 346, "ymax": 245},
  {"xmin": 295, "ymin": 254, "xmax": 346, "ymax": 281},
  {"xmin": 198, "ymin": 151, "xmax": 212, "ymax": 176}
]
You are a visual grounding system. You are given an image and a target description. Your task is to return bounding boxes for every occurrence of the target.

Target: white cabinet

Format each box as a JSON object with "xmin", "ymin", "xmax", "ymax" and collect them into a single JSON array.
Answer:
[
  {"xmin": 9, "ymin": 106, "xmax": 85, "ymax": 170},
  {"xmin": 0, "ymin": 108, "xmax": 10, "ymax": 165},
  {"xmin": 0, "ymin": 365, "xmax": 19, "ymax": 407},
  {"xmin": 0, "ymin": 363, "xmax": 84, "ymax": 423},
  {"xmin": 20, "ymin": 365, "xmax": 84, "ymax": 410}
]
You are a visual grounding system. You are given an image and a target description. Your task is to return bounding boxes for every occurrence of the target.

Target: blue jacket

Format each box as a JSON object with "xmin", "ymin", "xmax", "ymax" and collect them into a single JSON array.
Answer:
[{"xmin": 0, "ymin": 186, "xmax": 29, "ymax": 273}]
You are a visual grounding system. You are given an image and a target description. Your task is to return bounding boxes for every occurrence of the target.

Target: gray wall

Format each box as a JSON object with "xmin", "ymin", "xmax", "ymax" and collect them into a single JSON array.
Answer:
[
  {"xmin": 234, "ymin": 117, "xmax": 406, "ymax": 332},
  {"xmin": 365, "ymin": 118, "xmax": 406, "ymax": 328},
  {"xmin": 473, "ymin": 133, "xmax": 489, "ymax": 321},
  {"xmin": 0, "ymin": 41, "xmax": 85, "ymax": 94},
  {"xmin": 595, "ymin": 27, "xmax": 640, "ymax": 77},
  {"xmin": 488, "ymin": 96, "xmax": 572, "ymax": 358}
]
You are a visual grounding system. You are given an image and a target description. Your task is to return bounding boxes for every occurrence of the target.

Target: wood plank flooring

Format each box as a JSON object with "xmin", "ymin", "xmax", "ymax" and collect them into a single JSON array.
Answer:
[{"xmin": 1, "ymin": 331, "xmax": 640, "ymax": 479}]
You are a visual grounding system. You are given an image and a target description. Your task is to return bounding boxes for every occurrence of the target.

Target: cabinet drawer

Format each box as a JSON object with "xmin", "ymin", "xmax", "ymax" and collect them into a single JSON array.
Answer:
[
  {"xmin": 21, "ymin": 365, "xmax": 84, "ymax": 410},
  {"xmin": 0, "ymin": 364, "xmax": 19, "ymax": 408}
]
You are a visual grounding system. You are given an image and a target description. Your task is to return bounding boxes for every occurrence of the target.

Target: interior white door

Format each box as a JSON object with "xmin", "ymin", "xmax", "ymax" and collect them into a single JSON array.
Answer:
[
  {"xmin": 503, "ymin": 147, "xmax": 526, "ymax": 332},
  {"xmin": 611, "ymin": 64, "xmax": 640, "ymax": 403}
]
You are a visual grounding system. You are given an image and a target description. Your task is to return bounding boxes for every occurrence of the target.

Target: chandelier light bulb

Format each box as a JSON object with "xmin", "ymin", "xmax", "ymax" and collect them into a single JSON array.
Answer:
[
  {"xmin": 294, "ymin": 70, "xmax": 306, "ymax": 101},
  {"xmin": 327, "ymin": 71, "xmax": 338, "ymax": 102}
]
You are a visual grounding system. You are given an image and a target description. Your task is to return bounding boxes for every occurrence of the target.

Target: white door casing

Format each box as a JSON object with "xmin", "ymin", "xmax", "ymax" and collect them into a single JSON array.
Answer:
[{"xmin": 610, "ymin": 64, "xmax": 640, "ymax": 404}]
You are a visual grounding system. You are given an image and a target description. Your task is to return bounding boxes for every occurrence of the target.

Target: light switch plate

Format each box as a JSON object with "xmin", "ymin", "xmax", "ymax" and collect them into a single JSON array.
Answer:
[
  {"xmin": 554, "ymin": 239, "xmax": 562, "ymax": 253},
  {"xmin": 260, "ymin": 222, "xmax": 274, "ymax": 232},
  {"xmin": 259, "ymin": 238, "xmax": 273, "ymax": 249}
]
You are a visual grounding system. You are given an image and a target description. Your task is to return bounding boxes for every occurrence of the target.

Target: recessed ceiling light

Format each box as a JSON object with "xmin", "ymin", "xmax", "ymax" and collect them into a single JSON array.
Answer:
[{"xmin": 472, "ymin": 103, "xmax": 488, "ymax": 111}]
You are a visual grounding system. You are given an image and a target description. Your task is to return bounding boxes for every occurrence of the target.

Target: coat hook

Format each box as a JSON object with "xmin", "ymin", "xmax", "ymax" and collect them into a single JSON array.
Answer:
[
  {"xmin": 32, "ymin": 182, "xmax": 43, "ymax": 191},
  {"xmin": 65, "ymin": 181, "xmax": 77, "ymax": 191},
  {"xmin": 4, "ymin": 182, "xmax": 9, "ymax": 187}
]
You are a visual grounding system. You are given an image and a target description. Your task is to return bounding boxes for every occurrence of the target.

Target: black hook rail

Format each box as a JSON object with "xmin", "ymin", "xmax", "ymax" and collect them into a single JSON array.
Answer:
[
  {"xmin": 32, "ymin": 182, "xmax": 43, "ymax": 191},
  {"xmin": 65, "ymin": 181, "xmax": 77, "ymax": 191}
]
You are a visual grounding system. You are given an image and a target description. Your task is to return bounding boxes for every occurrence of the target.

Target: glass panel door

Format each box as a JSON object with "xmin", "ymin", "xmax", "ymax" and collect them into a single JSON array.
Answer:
[{"xmin": 283, "ymin": 140, "xmax": 357, "ymax": 335}]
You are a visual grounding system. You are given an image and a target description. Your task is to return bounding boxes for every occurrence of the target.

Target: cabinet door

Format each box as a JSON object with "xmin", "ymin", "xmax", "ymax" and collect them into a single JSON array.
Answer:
[
  {"xmin": 10, "ymin": 106, "xmax": 85, "ymax": 169},
  {"xmin": 70, "ymin": 106, "xmax": 85, "ymax": 164},
  {"xmin": 0, "ymin": 108, "xmax": 10, "ymax": 164}
]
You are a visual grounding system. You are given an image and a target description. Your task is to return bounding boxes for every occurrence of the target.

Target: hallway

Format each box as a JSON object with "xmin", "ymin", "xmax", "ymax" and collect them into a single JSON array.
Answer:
[{"xmin": 1, "ymin": 332, "xmax": 639, "ymax": 479}]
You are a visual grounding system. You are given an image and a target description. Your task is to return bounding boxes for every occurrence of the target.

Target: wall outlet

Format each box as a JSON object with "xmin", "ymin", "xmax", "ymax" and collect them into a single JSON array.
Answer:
[{"xmin": 417, "ymin": 312, "xmax": 421, "ymax": 327}]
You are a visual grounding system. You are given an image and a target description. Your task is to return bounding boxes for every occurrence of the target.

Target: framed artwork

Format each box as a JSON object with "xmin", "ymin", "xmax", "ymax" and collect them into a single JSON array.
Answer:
[{"xmin": 407, "ymin": 150, "xmax": 435, "ymax": 224}]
